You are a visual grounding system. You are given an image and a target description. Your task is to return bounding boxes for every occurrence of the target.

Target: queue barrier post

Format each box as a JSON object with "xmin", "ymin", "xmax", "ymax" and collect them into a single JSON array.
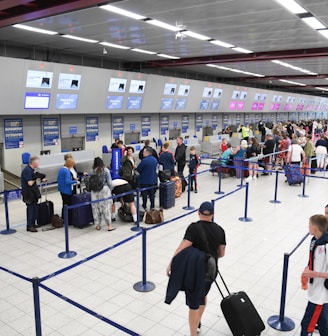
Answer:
[
  {"xmin": 131, "ymin": 188, "xmax": 143, "ymax": 232},
  {"xmin": 133, "ymin": 227, "xmax": 155, "ymax": 292},
  {"xmin": 0, "ymin": 190, "xmax": 16, "ymax": 235},
  {"xmin": 298, "ymin": 172, "xmax": 309, "ymax": 198},
  {"xmin": 267, "ymin": 253, "xmax": 295, "ymax": 331},
  {"xmin": 270, "ymin": 170, "xmax": 281, "ymax": 204},
  {"xmin": 214, "ymin": 163, "xmax": 224, "ymax": 195},
  {"xmin": 239, "ymin": 182, "xmax": 252, "ymax": 222},
  {"xmin": 32, "ymin": 277, "xmax": 42, "ymax": 336},
  {"xmin": 183, "ymin": 174, "xmax": 195, "ymax": 210},
  {"xmin": 58, "ymin": 205, "xmax": 77, "ymax": 259}
]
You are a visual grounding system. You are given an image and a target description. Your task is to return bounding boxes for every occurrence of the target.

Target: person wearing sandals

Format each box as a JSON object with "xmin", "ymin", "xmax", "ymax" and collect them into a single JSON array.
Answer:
[{"xmin": 91, "ymin": 157, "xmax": 115, "ymax": 231}]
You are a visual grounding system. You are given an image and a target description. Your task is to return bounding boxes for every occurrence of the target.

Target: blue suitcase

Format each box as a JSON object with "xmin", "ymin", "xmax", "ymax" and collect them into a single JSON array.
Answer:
[
  {"xmin": 283, "ymin": 164, "xmax": 303, "ymax": 185},
  {"xmin": 159, "ymin": 181, "xmax": 175, "ymax": 209},
  {"xmin": 71, "ymin": 192, "xmax": 94, "ymax": 228}
]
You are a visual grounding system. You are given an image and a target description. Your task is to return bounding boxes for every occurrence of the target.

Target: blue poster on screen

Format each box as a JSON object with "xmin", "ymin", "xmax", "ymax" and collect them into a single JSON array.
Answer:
[
  {"xmin": 175, "ymin": 98, "xmax": 187, "ymax": 110},
  {"xmin": 43, "ymin": 118, "xmax": 59, "ymax": 146},
  {"xmin": 127, "ymin": 96, "xmax": 142, "ymax": 109},
  {"xmin": 106, "ymin": 96, "xmax": 124, "ymax": 109},
  {"xmin": 160, "ymin": 98, "xmax": 173, "ymax": 110},
  {"xmin": 200, "ymin": 100, "xmax": 210, "ymax": 110},
  {"xmin": 4, "ymin": 118, "xmax": 24, "ymax": 149},
  {"xmin": 86, "ymin": 117, "xmax": 99, "ymax": 142}
]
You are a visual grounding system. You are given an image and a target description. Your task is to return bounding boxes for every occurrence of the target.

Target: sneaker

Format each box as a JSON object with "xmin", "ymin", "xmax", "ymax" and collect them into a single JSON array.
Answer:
[
  {"xmin": 245, "ymin": 176, "xmax": 252, "ymax": 181},
  {"xmin": 26, "ymin": 227, "xmax": 38, "ymax": 232},
  {"xmin": 252, "ymin": 176, "xmax": 257, "ymax": 180},
  {"xmin": 194, "ymin": 189, "xmax": 198, "ymax": 193},
  {"xmin": 33, "ymin": 224, "xmax": 41, "ymax": 228},
  {"xmin": 197, "ymin": 322, "xmax": 201, "ymax": 332}
]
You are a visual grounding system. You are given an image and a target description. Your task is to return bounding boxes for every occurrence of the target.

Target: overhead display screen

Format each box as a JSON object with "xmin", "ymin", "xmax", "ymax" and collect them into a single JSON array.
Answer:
[
  {"xmin": 129, "ymin": 80, "xmax": 146, "ymax": 93},
  {"xmin": 58, "ymin": 73, "xmax": 81, "ymax": 90},
  {"xmin": 163, "ymin": 83, "xmax": 177, "ymax": 95},
  {"xmin": 108, "ymin": 78, "xmax": 127, "ymax": 92},
  {"xmin": 202, "ymin": 87, "xmax": 213, "ymax": 98},
  {"xmin": 106, "ymin": 96, "xmax": 124, "ymax": 109},
  {"xmin": 55, "ymin": 94, "xmax": 78, "ymax": 109},
  {"xmin": 26, "ymin": 70, "xmax": 53, "ymax": 88},
  {"xmin": 24, "ymin": 92, "xmax": 51, "ymax": 109},
  {"xmin": 178, "ymin": 84, "xmax": 190, "ymax": 96},
  {"xmin": 213, "ymin": 88, "xmax": 223, "ymax": 98}
]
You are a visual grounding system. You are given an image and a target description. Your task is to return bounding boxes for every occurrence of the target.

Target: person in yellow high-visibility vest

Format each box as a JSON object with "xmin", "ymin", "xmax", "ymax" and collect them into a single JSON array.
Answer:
[{"xmin": 240, "ymin": 125, "xmax": 249, "ymax": 143}]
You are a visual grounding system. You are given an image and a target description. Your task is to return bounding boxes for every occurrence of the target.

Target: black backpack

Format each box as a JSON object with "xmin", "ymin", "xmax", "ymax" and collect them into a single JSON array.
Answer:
[{"xmin": 85, "ymin": 173, "xmax": 104, "ymax": 192}]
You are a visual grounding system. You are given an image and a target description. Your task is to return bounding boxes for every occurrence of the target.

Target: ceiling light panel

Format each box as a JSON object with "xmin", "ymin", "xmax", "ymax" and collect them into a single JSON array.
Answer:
[
  {"xmin": 157, "ymin": 53, "xmax": 180, "ymax": 59},
  {"xmin": 210, "ymin": 40, "xmax": 234, "ymax": 48},
  {"xmin": 279, "ymin": 79, "xmax": 306, "ymax": 86},
  {"xmin": 232, "ymin": 47, "xmax": 253, "ymax": 54},
  {"xmin": 100, "ymin": 42, "xmax": 130, "ymax": 49},
  {"xmin": 12, "ymin": 24, "xmax": 58, "ymax": 35},
  {"xmin": 318, "ymin": 29, "xmax": 328, "ymax": 39},
  {"xmin": 301, "ymin": 16, "xmax": 326, "ymax": 30},
  {"xmin": 146, "ymin": 20, "xmax": 180, "ymax": 32},
  {"xmin": 182, "ymin": 31, "xmax": 211, "ymax": 41},
  {"xmin": 275, "ymin": 0, "xmax": 308, "ymax": 14},
  {"xmin": 131, "ymin": 48, "xmax": 157, "ymax": 54},
  {"xmin": 100, "ymin": 4, "xmax": 146, "ymax": 20},
  {"xmin": 62, "ymin": 35, "xmax": 98, "ymax": 43}
]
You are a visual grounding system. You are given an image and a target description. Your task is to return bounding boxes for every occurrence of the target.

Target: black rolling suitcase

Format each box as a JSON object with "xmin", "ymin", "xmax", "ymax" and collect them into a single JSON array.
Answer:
[
  {"xmin": 71, "ymin": 192, "xmax": 94, "ymax": 228},
  {"xmin": 159, "ymin": 181, "xmax": 175, "ymax": 209},
  {"xmin": 37, "ymin": 184, "xmax": 54, "ymax": 226},
  {"xmin": 215, "ymin": 271, "xmax": 265, "ymax": 336}
]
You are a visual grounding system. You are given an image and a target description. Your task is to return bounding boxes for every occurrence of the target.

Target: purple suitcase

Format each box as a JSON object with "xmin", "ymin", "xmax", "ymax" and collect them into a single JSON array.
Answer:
[{"xmin": 71, "ymin": 192, "xmax": 94, "ymax": 228}]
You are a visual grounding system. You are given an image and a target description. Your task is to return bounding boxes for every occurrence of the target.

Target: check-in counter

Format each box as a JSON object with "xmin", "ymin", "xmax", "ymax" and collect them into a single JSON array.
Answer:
[
  {"xmin": 34, "ymin": 150, "xmax": 95, "ymax": 183},
  {"xmin": 200, "ymin": 135, "xmax": 229, "ymax": 155}
]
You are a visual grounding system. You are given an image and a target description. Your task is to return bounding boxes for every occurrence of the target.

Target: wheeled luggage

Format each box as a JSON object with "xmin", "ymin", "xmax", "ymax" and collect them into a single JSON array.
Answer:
[
  {"xmin": 71, "ymin": 192, "xmax": 94, "ymax": 228},
  {"xmin": 159, "ymin": 181, "xmax": 175, "ymax": 209},
  {"xmin": 170, "ymin": 175, "xmax": 182, "ymax": 197},
  {"xmin": 283, "ymin": 164, "xmax": 303, "ymax": 185},
  {"xmin": 37, "ymin": 184, "xmax": 54, "ymax": 226},
  {"xmin": 117, "ymin": 202, "xmax": 144, "ymax": 222},
  {"xmin": 210, "ymin": 160, "xmax": 220, "ymax": 175},
  {"xmin": 215, "ymin": 271, "xmax": 265, "ymax": 336}
]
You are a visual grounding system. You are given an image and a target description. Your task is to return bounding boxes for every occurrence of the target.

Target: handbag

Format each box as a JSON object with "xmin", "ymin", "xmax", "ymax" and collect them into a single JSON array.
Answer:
[
  {"xmin": 51, "ymin": 214, "xmax": 64, "ymax": 228},
  {"xmin": 144, "ymin": 209, "xmax": 164, "ymax": 224}
]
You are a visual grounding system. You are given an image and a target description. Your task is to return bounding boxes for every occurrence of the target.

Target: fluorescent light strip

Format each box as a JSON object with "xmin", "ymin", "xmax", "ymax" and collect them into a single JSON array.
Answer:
[
  {"xmin": 100, "ymin": 42, "xmax": 130, "ymax": 49},
  {"xmin": 62, "ymin": 35, "xmax": 98, "ymax": 43},
  {"xmin": 131, "ymin": 48, "xmax": 157, "ymax": 55},
  {"xmin": 318, "ymin": 29, "xmax": 328, "ymax": 39},
  {"xmin": 302, "ymin": 16, "xmax": 326, "ymax": 30},
  {"xmin": 146, "ymin": 19, "xmax": 180, "ymax": 32},
  {"xmin": 100, "ymin": 4, "xmax": 146, "ymax": 20},
  {"xmin": 275, "ymin": 0, "xmax": 308, "ymax": 14},
  {"xmin": 210, "ymin": 40, "xmax": 234, "ymax": 48},
  {"xmin": 232, "ymin": 47, "xmax": 253, "ymax": 54},
  {"xmin": 182, "ymin": 30, "xmax": 211, "ymax": 41},
  {"xmin": 272, "ymin": 60, "xmax": 317, "ymax": 75},
  {"xmin": 206, "ymin": 64, "xmax": 265, "ymax": 77},
  {"xmin": 279, "ymin": 79, "xmax": 306, "ymax": 86},
  {"xmin": 316, "ymin": 87, "xmax": 328, "ymax": 91},
  {"xmin": 157, "ymin": 53, "xmax": 180, "ymax": 59},
  {"xmin": 13, "ymin": 24, "xmax": 58, "ymax": 35}
]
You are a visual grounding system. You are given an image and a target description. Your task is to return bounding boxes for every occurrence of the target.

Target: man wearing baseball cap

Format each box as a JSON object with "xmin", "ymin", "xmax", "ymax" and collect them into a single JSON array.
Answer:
[{"xmin": 166, "ymin": 201, "xmax": 226, "ymax": 336}]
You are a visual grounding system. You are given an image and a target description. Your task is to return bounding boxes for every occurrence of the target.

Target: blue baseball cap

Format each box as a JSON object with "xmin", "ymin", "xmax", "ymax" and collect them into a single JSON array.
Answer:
[{"xmin": 199, "ymin": 202, "xmax": 214, "ymax": 215}]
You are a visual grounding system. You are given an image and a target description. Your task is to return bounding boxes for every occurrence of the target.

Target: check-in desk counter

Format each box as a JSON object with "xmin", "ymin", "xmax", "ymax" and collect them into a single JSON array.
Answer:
[
  {"xmin": 35, "ymin": 150, "xmax": 95, "ymax": 183},
  {"xmin": 200, "ymin": 135, "xmax": 229, "ymax": 155},
  {"xmin": 169, "ymin": 138, "xmax": 201, "ymax": 158},
  {"xmin": 230, "ymin": 132, "xmax": 242, "ymax": 147}
]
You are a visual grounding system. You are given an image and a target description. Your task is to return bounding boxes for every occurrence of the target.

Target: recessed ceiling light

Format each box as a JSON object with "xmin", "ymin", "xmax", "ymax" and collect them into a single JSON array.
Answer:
[
  {"xmin": 318, "ymin": 29, "xmax": 328, "ymax": 39},
  {"xmin": 100, "ymin": 42, "xmax": 130, "ymax": 49},
  {"xmin": 301, "ymin": 16, "xmax": 326, "ymax": 30},
  {"xmin": 232, "ymin": 47, "xmax": 253, "ymax": 54},
  {"xmin": 182, "ymin": 31, "xmax": 211, "ymax": 41},
  {"xmin": 12, "ymin": 24, "xmax": 58, "ymax": 35},
  {"xmin": 210, "ymin": 40, "xmax": 234, "ymax": 48},
  {"xmin": 146, "ymin": 20, "xmax": 180, "ymax": 32},
  {"xmin": 279, "ymin": 79, "xmax": 306, "ymax": 86},
  {"xmin": 100, "ymin": 4, "xmax": 146, "ymax": 20},
  {"xmin": 275, "ymin": 0, "xmax": 308, "ymax": 14},
  {"xmin": 131, "ymin": 48, "xmax": 157, "ymax": 55},
  {"xmin": 157, "ymin": 53, "xmax": 180, "ymax": 59},
  {"xmin": 62, "ymin": 35, "xmax": 98, "ymax": 43}
]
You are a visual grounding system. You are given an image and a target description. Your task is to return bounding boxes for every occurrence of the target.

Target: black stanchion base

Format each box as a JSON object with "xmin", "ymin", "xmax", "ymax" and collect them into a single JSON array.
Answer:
[
  {"xmin": 238, "ymin": 217, "xmax": 252, "ymax": 222},
  {"xmin": 58, "ymin": 251, "xmax": 77, "ymax": 259},
  {"xmin": 133, "ymin": 281, "xmax": 155, "ymax": 292},
  {"xmin": 267, "ymin": 315, "xmax": 295, "ymax": 331},
  {"xmin": 269, "ymin": 200, "xmax": 281, "ymax": 204},
  {"xmin": 0, "ymin": 228, "xmax": 16, "ymax": 235},
  {"xmin": 298, "ymin": 194, "xmax": 309, "ymax": 198},
  {"xmin": 214, "ymin": 191, "xmax": 225, "ymax": 195},
  {"xmin": 183, "ymin": 206, "xmax": 195, "ymax": 210},
  {"xmin": 131, "ymin": 226, "xmax": 143, "ymax": 232}
]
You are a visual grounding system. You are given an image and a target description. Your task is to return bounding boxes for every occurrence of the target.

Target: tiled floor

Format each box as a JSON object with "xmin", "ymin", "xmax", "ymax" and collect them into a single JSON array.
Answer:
[{"xmin": 0, "ymin": 162, "xmax": 326, "ymax": 336}]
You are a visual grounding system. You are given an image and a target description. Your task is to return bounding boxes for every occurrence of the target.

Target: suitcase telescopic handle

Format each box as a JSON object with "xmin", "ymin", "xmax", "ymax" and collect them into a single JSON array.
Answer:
[{"xmin": 214, "ymin": 269, "xmax": 231, "ymax": 299}]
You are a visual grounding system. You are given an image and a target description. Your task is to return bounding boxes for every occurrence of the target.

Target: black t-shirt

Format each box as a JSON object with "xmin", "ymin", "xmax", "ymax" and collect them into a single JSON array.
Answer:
[{"xmin": 184, "ymin": 220, "xmax": 226, "ymax": 260}]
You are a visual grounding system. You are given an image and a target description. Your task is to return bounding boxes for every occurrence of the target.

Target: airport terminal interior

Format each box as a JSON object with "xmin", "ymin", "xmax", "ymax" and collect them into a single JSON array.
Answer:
[{"xmin": 1, "ymin": 0, "xmax": 328, "ymax": 335}]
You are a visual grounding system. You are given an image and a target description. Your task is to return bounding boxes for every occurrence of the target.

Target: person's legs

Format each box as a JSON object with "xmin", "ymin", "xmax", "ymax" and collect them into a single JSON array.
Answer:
[
  {"xmin": 148, "ymin": 185, "xmax": 156, "ymax": 209},
  {"xmin": 61, "ymin": 193, "xmax": 72, "ymax": 225},
  {"xmin": 140, "ymin": 185, "xmax": 148, "ymax": 210},
  {"xmin": 317, "ymin": 303, "xmax": 328, "ymax": 335},
  {"xmin": 189, "ymin": 308, "xmax": 200, "ymax": 336},
  {"xmin": 26, "ymin": 203, "xmax": 34, "ymax": 228},
  {"xmin": 301, "ymin": 301, "xmax": 322, "ymax": 336}
]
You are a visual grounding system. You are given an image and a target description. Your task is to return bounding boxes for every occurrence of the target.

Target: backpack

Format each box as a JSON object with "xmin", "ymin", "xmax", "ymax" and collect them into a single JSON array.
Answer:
[{"xmin": 85, "ymin": 173, "xmax": 104, "ymax": 192}]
